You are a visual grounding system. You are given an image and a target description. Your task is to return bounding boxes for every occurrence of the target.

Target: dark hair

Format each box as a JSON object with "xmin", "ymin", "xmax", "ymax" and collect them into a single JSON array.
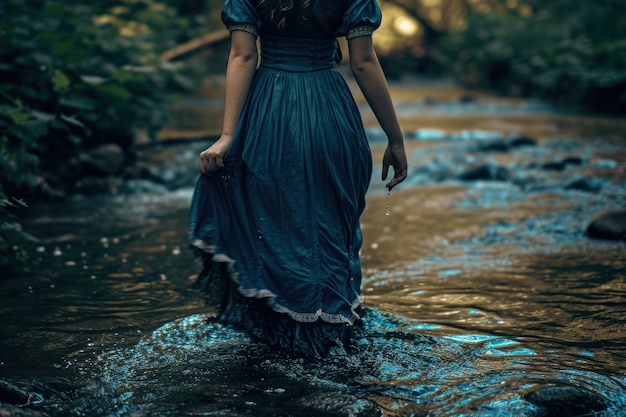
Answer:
[{"xmin": 258, "ymin": 0, "xmax": 311, "ymax": 29}]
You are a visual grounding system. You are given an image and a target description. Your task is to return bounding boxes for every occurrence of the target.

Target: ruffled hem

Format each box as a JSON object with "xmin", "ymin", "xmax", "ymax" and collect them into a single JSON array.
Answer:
[{"xmin": 191, "ymin": 245, "xmax": 362, "ymax": 358}]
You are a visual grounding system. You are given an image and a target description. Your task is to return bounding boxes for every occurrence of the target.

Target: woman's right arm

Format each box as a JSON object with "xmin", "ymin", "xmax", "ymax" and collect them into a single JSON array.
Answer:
[
  {"xmin": 348, "ymin": 35, "xmax": 407, "ymax": 190},
  {"xmin": 199, "ymin": 30, "xmax": 258, "ymax": 175}
]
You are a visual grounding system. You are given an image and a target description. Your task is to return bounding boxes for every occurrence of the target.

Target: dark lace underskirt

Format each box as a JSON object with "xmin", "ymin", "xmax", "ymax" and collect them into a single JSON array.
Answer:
[{"xmin": 192, "ymin": 251, "xmax": 361, "ymax": 358}]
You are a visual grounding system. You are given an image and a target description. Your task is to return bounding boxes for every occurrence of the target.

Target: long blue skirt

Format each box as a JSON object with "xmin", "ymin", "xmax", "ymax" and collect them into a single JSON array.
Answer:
[{"xmin": 189, "ymin": 66, "xmax": 372, "ymax": 356}]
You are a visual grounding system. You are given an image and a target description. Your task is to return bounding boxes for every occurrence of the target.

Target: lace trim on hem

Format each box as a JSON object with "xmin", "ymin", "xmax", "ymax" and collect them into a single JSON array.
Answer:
[
  {"xmin": 346, "ymin": 26, "xmax": 375, "ymax": 40},
  {"xmin": 228, "ymin": 24, "xmax": 258, "ymax": 38},
  {"xmin": 268, "ymin": 298, "xmax": 361, "ymax": 324},
  {"xmin": 190, "ymin": 237, "xmax": 362, "ymax": 324}
]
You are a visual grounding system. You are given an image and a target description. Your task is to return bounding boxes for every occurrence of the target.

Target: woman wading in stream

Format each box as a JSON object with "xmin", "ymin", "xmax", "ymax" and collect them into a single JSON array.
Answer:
[{"xmin": 189, "ymin": 0, "xmax": 407, "ymax": 357}]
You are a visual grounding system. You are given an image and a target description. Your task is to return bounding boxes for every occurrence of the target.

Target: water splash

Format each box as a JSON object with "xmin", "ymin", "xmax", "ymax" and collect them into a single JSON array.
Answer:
[{"xmin": 80, "ymin": 310, "xmax": 626, "ymax": 416}]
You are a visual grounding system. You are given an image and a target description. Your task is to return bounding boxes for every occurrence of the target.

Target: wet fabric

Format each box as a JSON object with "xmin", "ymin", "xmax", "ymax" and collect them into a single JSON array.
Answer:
[{"xmin": 189, "ymin": 0, "xmax": 381, "ymax": 356}]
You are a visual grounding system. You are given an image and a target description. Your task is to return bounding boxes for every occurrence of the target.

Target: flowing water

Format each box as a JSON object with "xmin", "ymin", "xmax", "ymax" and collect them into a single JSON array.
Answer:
[{"xmin": 1, "ymin": 78, "xmax": 626, "ymax": 416}]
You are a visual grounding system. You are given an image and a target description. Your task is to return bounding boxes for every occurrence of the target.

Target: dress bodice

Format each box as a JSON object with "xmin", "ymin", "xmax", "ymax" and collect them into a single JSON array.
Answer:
[
  {"xmin": 260, "ymin": 35, "xmax": 336, "ymax": 72},
  {"xmin": 222, "ymin": 0, "xmax": 382, "ymax": 42}
]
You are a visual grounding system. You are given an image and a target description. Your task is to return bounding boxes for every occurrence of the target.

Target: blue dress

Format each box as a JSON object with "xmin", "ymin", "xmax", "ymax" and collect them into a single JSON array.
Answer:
[{"xmin": 189, "ymin": 0, "xmax": 382, "ymax": 357}]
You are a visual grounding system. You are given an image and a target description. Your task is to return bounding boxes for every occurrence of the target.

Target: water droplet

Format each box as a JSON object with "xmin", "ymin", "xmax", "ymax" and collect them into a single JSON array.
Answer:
[
  {"xmin": 36, "ymin": 246, "xmax": 45, "ymax": 253},
  {"xmin": 160, "ymin": 274, "xmax": 167, "ymax": 281},
  {"xmin": 112, "ymin": 237, "xmax": 120, "ymax": 244},
  {"xmin": 53, "ymin": 247, "xmax": 62, "ymax": 256},
  {"xmin": 171, "ymin": 246, "xmax": 181, "ymax": 256},
  {"xmin": 65, "ymin": 261, "xmax": 76, "ymax": 266},
  {"xmin": 385, "ymin": 189, "xmax": 391, "ymax": 216}
]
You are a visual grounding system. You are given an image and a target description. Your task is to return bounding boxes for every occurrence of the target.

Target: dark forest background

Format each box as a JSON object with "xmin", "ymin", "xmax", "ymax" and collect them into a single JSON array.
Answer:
[{"xmin": 1, "ymin": 0, "xmax": 625, "ymax": 262}]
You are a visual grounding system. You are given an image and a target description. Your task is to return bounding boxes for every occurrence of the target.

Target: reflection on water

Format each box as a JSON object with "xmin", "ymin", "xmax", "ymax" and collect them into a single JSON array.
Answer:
[{"xmin": 2, "ymin": 90, "xmax": 626, "ymax": 416}]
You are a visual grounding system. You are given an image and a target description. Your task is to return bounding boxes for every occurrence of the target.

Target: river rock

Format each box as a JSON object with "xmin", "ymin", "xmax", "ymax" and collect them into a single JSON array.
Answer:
[
  {"xmin": 540, "ymin": 159, "xmax": 567, "ymax": 171},
  {"xmin": 458, "ymin": 94, "xmax": 477, "ymax": 104},
  {"xmin": 83, "ymin": 144, "xmax": 125, "ymax": 175},
  {"xmin": 478, "ymin": 135, "xmax": 538, "ymax": 152},
  {"xmin": 586, "ymin": 209, "xmax": 626, "ymax": 240},
  {"xmin": 508, "ymin": 135, "xmax": 537, "ymax": 148},
  {"xmin": 478, "ymin": 139, "xmax": 509, "ymax": 152},
  {"xmin": 524, "ymin": 386, "xmax": 607, "ymax": 417},
  {"xmin": 562, "ymin": 155, "xmax": 584, "ymax": 166},
  {"xmin": 540, "ymin": 156, "xmax": 583, "ymax": 171},
  {"xmin": 458, "ymin": 163, "xmax": 508, "ymax": 181},
  {"xmin": 565, "ymin": 177, "xmax": 603, "ymax": 193}
]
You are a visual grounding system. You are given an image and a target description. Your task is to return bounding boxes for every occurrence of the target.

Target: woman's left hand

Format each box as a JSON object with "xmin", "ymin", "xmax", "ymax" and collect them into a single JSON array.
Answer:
[
  {"xmin": 382, "ymin": 143, "xmax": 408, "ymax": 190},
  {"xmin": 199, "ymin": 135, "xmax": 232, "ymax": 175}
]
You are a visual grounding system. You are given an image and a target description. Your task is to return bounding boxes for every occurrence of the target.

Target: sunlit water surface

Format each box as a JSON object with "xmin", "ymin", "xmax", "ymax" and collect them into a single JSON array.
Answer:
[{"xmin": 2, "ymin": 82, "xmax": 626, "ymax": 416}]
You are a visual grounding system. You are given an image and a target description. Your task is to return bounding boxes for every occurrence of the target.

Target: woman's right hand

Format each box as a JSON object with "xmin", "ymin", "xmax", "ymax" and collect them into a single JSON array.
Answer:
[
  {"xmin": 199, "ymin": 135, "xmax": 232, "ymax": 175},
  {"xmin": 382, "ymin": 143, "xmax": 408, "ymax": 190}
]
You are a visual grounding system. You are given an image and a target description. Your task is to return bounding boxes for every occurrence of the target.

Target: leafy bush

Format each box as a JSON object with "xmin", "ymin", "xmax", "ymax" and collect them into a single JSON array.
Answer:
[
  {"xmin": 0, "ymin": 0, "xmax": 210, "ymax": 261},
  {"xmin": 438, "ymin": 0, "xmax": 626, "ymax": 114}
]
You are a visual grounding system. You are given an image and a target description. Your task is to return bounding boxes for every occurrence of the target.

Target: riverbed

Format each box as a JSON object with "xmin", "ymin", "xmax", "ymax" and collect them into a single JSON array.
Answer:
[{"xmin": 1, "ymin": 77, "xmax": 625, "ymax": 416}]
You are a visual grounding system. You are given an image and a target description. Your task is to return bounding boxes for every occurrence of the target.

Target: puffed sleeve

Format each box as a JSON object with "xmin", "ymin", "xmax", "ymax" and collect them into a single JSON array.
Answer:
[
  {"xmin": 221, "ymin": 0, "xmax": 261, "ymax": 38},
  {"xmin": 339, "ymin": 0, "xmax": 382, "ymax": 40}
]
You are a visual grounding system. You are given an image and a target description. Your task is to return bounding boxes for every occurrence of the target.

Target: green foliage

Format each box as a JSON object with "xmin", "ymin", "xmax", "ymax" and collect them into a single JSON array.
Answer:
[
  {"xmin": 438, "ymin": 0, "xmax": 626, "ymax": 113},
  {"xmin": 0, "ymin": 0, "xmax": 210, "ymax": 262}
]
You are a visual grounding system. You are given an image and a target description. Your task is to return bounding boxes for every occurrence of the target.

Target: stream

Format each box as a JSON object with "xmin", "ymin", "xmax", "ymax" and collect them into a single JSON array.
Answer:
[{"xmin": 1, "ymin": 77, "xmax": 625, "ymax": 416}]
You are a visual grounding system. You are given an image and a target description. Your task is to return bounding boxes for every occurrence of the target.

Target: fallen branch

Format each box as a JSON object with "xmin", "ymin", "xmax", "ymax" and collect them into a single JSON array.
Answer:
[{"xmin": 160, "ymin": 29, "xmax": 230, "ymax": 62}]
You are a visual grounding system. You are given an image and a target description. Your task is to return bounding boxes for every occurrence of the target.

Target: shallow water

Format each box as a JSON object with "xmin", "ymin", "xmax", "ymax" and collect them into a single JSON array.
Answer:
[{"xmin": 2, "ymin": 81, "xmax": 626, "ymax": 416}]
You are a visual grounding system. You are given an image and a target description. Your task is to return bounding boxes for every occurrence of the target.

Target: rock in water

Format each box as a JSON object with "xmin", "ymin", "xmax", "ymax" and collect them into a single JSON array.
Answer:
[
  {"xmin": 458, "ymin": 163, "xmax": 508, "ymax": 181},
  {"xmin": 586, "ymin": 209, "xmax": 626, "ymax": 240},
  {"xmin": 84, "ymin": 143, "xmax": 125, "ymax": 175},
  {"xmin": 565, "ymin": 177, "xmax": 603, "ymax": 193},
  {"xmin": 478, "ymin": 139, "xmax": 509, "ymax": 152},
  {"xmin": 508, "ymin": 135, "xmax": 537, "ymax": 148},
  {"xmin": 524, "ymin": 386, "xmax": 608, "ymax": 417}
]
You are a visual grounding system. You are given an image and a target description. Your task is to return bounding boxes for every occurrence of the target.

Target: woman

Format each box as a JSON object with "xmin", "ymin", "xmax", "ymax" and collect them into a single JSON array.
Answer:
[{"xmin": 190, "ymin": 0, "xmax": 407, "ymax": 357}]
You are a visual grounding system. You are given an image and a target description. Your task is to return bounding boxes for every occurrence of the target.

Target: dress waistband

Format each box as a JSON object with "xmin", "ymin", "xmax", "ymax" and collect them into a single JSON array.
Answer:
[{"xmin": 260, "ymin": 35, "xmax": 336, "ymax": 72}]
